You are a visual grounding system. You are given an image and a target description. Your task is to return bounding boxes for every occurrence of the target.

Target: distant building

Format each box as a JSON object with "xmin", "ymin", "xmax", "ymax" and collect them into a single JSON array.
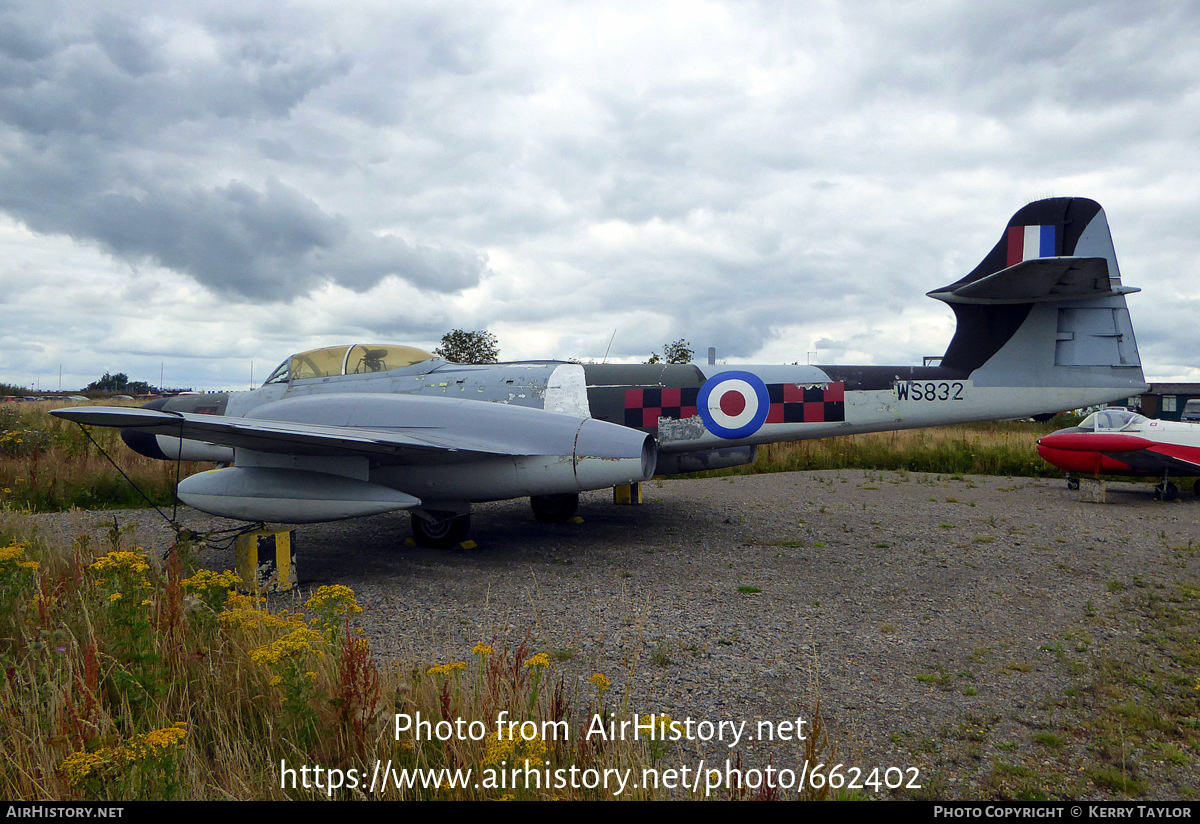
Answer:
[{"xmin": 1137, "ymin": 384, "xmax": 1200, "ymax": 421}]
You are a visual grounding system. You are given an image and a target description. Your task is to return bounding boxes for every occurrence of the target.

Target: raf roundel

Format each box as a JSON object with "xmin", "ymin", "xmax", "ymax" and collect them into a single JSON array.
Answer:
[{"xmin": 697, "ymin": 371, "xmax": 771, "ymax": 439}]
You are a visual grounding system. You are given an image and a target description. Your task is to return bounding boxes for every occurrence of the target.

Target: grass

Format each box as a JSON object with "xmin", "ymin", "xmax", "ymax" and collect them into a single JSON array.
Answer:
[
  {"xmin": 0, "ymin": 516, "xmax": 710, "ymax": 801},
  {"xmin": 0, "ymin": 402, "xmax": 210, "ymax": 513},
  {"xmin": 685, "ymin": 417, "xmax": 1083, "ymax": 480},
  {"xmin": 902, "ymin": 578, "xmax": 1200, "ymax": 800}
]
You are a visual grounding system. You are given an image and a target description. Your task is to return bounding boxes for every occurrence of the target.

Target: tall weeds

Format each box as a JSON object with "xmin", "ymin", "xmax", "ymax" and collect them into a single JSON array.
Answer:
[
  {"xmin": 0, "ymin": 402, "xmax": 207, "ymax": 512},
  {"xmin": 693, "ymin": 418, "xmax": 1080, "ymax": 479},
  {"xmin": 3, "ymin": 516, "xmax": 781, "ymax": 800}
]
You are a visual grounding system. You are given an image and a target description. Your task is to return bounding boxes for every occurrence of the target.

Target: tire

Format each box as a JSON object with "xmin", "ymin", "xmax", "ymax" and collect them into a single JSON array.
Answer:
[
  {"xmin": 529, "ymin": 493, "xmax": 579, "ymax": 523},
  {"xmin": 1066, "ymin": 478, "xmax": 1080, "ymax": 491},
  {"xmin": 1154, "ymin": 482, "xmax": 1179, "ymax": 501},
  {"xmin": 411, "ymin": 511, "xmax": 471, "ymax": 548}
]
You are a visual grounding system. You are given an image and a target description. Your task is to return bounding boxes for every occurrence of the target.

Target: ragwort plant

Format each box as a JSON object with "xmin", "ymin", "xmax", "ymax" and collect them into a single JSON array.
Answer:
[{"xmin": 1, "ymin": 516, "xmax": 692, "ymax": 800}]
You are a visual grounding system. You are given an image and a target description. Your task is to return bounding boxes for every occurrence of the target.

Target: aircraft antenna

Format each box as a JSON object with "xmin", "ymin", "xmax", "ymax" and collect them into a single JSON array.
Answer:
[{"xmin": 602, "ymin": 329, "xmax": 617, "ymax": 363}]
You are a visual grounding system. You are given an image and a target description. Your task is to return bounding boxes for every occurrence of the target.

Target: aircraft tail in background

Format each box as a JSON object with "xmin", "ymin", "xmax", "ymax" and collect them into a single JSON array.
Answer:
[{"xmin": 925, "ymin": 197, "xmax": 1144, "ymax": 397}]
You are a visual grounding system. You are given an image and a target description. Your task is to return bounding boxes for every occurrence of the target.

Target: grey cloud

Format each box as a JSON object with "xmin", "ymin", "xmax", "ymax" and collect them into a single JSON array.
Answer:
[
  {"xmin": 93, "ymin": 13, "xmax": 162, "ymax": 77},
  {"xmin": 77, "ymin": 178, "xmax": 487, "ymax": 299},
  {"xmin": 854, "ymin": 1, "xmax": 1200, "ymax": 116},
  {"xmin": 0, "ymin": 12, "xmax": 353, "ymax": 136},
  {"xmin": 0, "ymin": 15, "xmax": 53, "ymax": 62},
  {"xmin": 0, "ymin": 159, "xmax": 486, "ymax": 299},
  {"xmin": 0, "ymin": 5, "xmax": 485, "ymax": 300}
]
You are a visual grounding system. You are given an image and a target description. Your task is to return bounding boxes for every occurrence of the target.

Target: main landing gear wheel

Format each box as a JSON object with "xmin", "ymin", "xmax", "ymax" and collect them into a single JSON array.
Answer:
[
  {"xmin": 1154, "ymin": 482, "xmax": 1179, "ymax": 501},
  {"xmin": 1066, "ymin": 477, "xmax": 1080, "ymax": 491},
  {"xmin": 529, "ymin": 493, "xmax": 579, "ymax": 523},
  {"xmin": 411, "ymin": 511, "xmax": 471, "ymax": 548}
]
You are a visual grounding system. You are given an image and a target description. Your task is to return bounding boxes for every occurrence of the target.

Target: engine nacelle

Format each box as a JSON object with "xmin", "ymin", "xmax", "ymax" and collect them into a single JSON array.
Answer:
[{"xmin": 122, "ymin": 430, "xmax": 235, "ymax": 462}]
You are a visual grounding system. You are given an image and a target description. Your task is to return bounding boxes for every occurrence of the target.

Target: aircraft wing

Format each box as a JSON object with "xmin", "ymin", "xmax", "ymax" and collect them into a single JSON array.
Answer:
[
  {"xmin": 53, "ymin": 395, "xmax": 656, "ymax": 524},
  {"xmin": 51, "ymin": 396, "xmax": 625, "ymax": 464},
  {"xmin": 1110, "ymin": 445, "xmax": 1200, "ymax": 476}
]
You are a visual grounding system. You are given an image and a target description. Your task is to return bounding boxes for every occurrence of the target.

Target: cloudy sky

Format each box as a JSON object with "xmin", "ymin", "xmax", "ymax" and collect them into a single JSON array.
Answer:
[{"xmin": 2, "ymin": 0, "xmax": 1198, "ymax": 391}]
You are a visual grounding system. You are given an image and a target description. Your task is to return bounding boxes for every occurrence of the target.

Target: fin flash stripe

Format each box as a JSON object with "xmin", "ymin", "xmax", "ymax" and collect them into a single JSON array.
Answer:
[{"xmin": 1006, "ymin": 225, "xmax": 1057, "ymax": 267}]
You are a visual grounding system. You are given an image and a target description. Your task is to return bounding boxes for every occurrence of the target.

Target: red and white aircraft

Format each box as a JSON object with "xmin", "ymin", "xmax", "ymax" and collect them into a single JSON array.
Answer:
[{"xmin": 1037, "ymin": 408, "xmax": 1200, "ymax": 499}]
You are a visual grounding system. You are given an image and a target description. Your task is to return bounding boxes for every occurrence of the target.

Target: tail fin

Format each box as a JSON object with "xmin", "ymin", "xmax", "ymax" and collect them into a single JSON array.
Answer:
[{"xmin": 927, "ymin": 197, "xmax": 1145, "ymax": 397}]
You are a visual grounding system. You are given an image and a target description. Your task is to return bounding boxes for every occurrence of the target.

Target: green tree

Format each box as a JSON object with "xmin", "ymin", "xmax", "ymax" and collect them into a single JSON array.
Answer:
[
  {"xmin": 435, "ymin": 330, "xmax": 500, "ymax": 364},
  {"xmin": 646, "ymin": 338, "xmax": 694, "ymax": 365},
  {"xmin": 84, "ymin": 372, "xmax": 153, "ymax": 394}
]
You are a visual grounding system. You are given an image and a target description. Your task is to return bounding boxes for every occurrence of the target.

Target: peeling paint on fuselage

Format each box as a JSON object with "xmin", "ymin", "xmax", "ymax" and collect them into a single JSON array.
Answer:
[{"xmin": 657, "ymin": 415, "xmax": 707, "ymax": 444}]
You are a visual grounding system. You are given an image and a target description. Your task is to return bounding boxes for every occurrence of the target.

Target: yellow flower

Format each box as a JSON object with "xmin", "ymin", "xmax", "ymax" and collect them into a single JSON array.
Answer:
[
  {"xmin": 523, "ymin": 653, "xmax": 549, "ymax": 669},
  {"xmin": 219, "ymin": 593, "xmax": 306, "ymax": 632},
  {"xmin": 305, "ymin": 584, "xmax": 362, "ymax": 630},
  {"xmin": 426, "ymin": 661, "xmax": 466, "ymax": 676},
  {"xmin": 181, "ymin": 569, "xmax": 243, "ymax": 594},
  {"xmin": 642, "ymin": 713, "xmax": 682, "ymax": 738},
  {"xmin": 59, "ymin": 750, "xmax": 113, "ymax": 786},
  {"xmin": 248, "ymin": 627, "xmax": 323, "ymax": 667},
  {"xmin": 483, "ymin": 730, "xmax": 548, "ymax": 766},
  {"xmin": 88, "ymin": 551, "xmax": 151, "ymax": 577},
  {"xmin": 122, "ymin": 723, "xmax": 188, "ymax": 762},
  {"xmin": 589, "ymin": 672, "xmax": 611, "ymax": 692},
  {"xmin": 0, "ymin": 543, "xmax": 28, "ymax": 564},
  {"xmin": 473, "ymin": 642, "xmax": 493, "ymax": 656}
]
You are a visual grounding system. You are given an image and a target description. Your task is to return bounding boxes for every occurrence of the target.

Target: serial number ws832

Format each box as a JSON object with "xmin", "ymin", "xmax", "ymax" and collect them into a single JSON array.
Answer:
[{"xmin": 894, "ymin": 381, "xmax": 967, "ymax": 402}]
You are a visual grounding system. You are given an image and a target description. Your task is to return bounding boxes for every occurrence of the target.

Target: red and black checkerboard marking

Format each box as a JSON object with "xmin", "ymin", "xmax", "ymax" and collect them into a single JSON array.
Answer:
[
  {"xmin": 625, "ymin": 382, "xmax": 844, "ymax": 429},
  {"xmin": 624, "ymin": 387, "xmax": 700, "ymax": 428},
  {"xmin": 765, "ymin": 381, "xmax": 845, "ymax": 423}
]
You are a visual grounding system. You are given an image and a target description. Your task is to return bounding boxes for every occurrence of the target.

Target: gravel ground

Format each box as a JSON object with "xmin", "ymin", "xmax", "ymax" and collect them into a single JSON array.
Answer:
[{"xmin": 30, "ymin": 469, "xmax": 1200, "ymax": 799}]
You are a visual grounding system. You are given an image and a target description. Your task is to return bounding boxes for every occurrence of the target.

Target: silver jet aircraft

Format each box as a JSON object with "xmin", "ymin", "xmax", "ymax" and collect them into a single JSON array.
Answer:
[{"xmin": 54, "ymin": 197, "xmax": 1146, "ymax": 546}]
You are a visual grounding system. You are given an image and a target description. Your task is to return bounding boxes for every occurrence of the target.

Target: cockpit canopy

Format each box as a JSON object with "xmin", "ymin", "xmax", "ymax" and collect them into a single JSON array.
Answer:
[
  {"xmin": 263, "ymin": 344, "xmax": 437, "ymax": 385},
  {"xmin": 1078, "ymin": 407, "xmax": 1148, "ymax": 432}
]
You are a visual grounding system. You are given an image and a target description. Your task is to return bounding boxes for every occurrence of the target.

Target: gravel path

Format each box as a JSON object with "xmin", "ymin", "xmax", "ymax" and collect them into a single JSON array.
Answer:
[{"xmin": 30, "ymin": 470, "xmax": 1200, "ymax": 799}]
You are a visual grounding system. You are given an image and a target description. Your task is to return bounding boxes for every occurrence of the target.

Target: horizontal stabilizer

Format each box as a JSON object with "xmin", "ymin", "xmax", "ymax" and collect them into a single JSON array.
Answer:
[{"xmin": 928, "ymin": 257, "xmax": 1139, "ymax": 305}]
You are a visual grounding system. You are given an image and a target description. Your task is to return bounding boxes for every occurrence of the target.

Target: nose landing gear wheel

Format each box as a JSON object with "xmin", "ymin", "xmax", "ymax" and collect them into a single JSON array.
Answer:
[
  {"xmin": 1153, "ymin": 482, "xmax": 1179, "ymax": 501},
  {"xmin": 530, "ymin": 493, "xmax": 580, "ymax": 522}
]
